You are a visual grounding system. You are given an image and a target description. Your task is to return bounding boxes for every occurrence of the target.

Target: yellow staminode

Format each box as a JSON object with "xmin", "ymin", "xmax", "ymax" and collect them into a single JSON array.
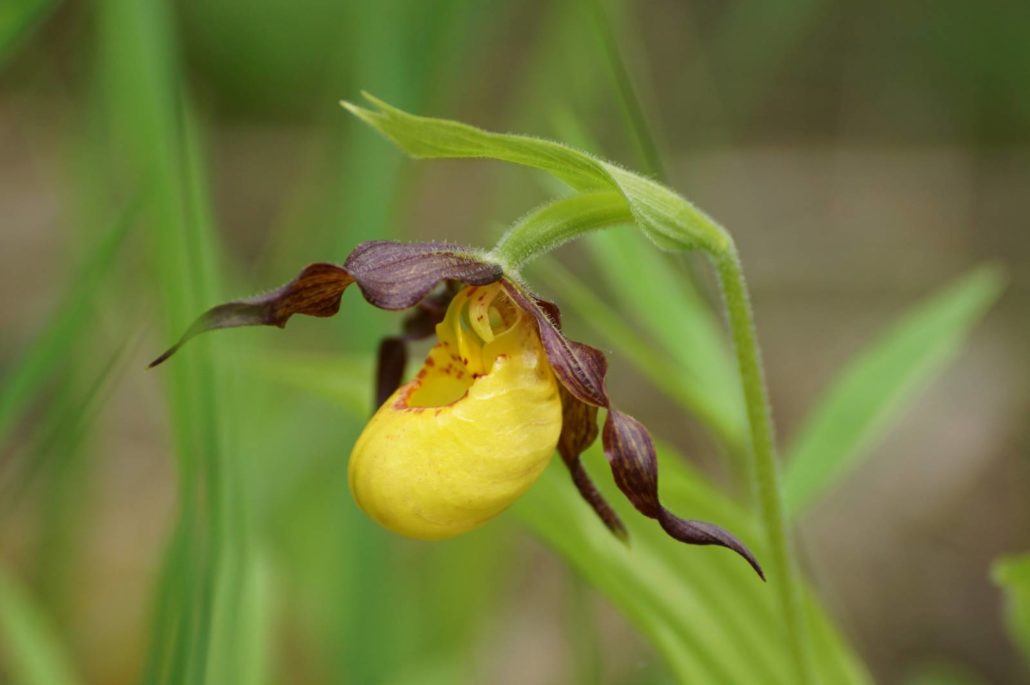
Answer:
[{"xmin": 348, "ymin": 283, "xmax": 562, "ymax": 539}]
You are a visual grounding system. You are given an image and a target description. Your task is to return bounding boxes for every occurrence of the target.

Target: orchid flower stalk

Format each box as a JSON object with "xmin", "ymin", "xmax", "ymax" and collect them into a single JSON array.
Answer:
[{"xmin": 151, "ymin": 94, "xmax": 814, "ymax": 683}]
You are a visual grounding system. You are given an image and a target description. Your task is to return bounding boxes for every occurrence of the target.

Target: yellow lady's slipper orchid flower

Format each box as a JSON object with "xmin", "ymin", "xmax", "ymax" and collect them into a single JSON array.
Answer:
[
  {"xmin": 349, "ymin": 283, "xmax": 562, "ymax": 538},
  {"xmin": 151, "ymin": 240, "xmax": 763, "ymax": 579}
]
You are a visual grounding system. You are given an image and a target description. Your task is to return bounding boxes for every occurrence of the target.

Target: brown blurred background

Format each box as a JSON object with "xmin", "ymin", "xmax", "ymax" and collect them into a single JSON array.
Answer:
[{"xmin": 2, "ymin": 1, "xmax": 1029, "ymax": 683}]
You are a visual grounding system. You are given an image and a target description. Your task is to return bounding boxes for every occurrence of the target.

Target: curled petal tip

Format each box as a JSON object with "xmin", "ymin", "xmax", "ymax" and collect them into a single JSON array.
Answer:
[
  {"xmin": 148, "ymin": 346, "xmax": 177, "ymax": 369},
  {"xmin": 658, "ymin": 512, "xmax": 765, "ymax": 581},
  {"xmin": 745, "ymin": 552, "xmax": 766, "ymax": 582}
]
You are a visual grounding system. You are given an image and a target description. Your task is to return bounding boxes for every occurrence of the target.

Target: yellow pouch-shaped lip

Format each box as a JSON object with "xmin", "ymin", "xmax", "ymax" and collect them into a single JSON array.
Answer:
[{"xmin": 348, "ymin": 284, "xmax": 563, "ymax": 539}]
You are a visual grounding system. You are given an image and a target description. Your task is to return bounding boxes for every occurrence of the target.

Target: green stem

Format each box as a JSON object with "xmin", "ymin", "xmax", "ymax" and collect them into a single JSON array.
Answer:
[
  {"xmin": 490, "ymin": 190, "xmax": 631, "ymax": 272},
  {"xmin": 714, "ymin": 247, "xmax": 814, "ymax": 685}
]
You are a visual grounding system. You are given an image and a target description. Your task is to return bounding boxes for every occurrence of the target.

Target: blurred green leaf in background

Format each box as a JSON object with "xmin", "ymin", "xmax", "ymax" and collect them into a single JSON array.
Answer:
[
  {"xmin": 0, "ymin": 0, "xmax": 1026, "ymax": 683},
  {"xmin": 0, "ymin": 568, "xmax": 79, "ymax": 685},
  {"xmin": 0, "ymin": 0, "xmax": 58, "ymax": 65},
  {"xmin": 784, "ymin": 266, "xmax": 1006, "ymax": 517},
  {"xmin": 993, "ymin": 554, "xmax": 1030, "ymax": 669}
]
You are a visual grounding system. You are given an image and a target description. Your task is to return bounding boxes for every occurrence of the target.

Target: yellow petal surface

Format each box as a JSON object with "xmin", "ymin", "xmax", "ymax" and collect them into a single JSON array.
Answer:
[{"xmin": 348, "ymin": 284, "xmax": 562, "ymax": 539}]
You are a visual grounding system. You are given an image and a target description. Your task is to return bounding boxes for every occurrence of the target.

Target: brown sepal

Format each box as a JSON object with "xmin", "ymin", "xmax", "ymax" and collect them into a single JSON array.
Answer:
[
  {"xmin": 149, "ymin": 263, "xmax": 352, "ymax": 367},
  {"xmin": 344, "ymin": 241, "xmax": 501, "ymax": 309},
  {"xmin": 150, "ymin": 242, "xmax": 500, "ymax": 368}
]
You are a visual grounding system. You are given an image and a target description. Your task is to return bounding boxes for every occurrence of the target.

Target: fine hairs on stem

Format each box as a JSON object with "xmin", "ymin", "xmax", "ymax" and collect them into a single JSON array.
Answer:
[{"xmin": 714, "ymin": 247, "xmax": 815, "ymax": 684}]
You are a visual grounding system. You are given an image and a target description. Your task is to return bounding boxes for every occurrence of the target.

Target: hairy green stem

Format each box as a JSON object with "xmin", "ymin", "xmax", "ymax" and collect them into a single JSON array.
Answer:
[
  {"xmin": 490, "ymin": 190, "xmax": 631, "ymax": 272},
  {"xmin": 714, "ymin": 247, "xmax": 814, "ymax": 685}
]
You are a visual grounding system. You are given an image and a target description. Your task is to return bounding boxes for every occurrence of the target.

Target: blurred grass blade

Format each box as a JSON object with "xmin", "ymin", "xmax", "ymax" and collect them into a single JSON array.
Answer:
[
  {"xmin": 783, "ymin": 266, "xmax": 1005, "ymax": 517},
  {"xmin": 15, "ymin": 339, "xmax": 135, "ymax": 633},
  {"xmin": 992, "ymin": 553, "xmax": 1030, "ymax": 666},
  {"xmin": 205, "ymin": 550, "xmax": 274, "ymax": 685},
  {"xmin": 0, "ymin": 0, "xmax": 59, "ymax": 64},
  {"xmin": 4, "ymin": 337, "xmax": 130, "ymax": 507},
  {"xmin": 582, "ymin": 0, "xmax": 666, "ymax": 181},
  {"xmin": 0, "ymin": 209, "xmax": 132, "ymax": 450},
  {"xmin": 706, "ymin": 0, "xmax": 826, "ymax": 128},
  {"xmin": 246, "ymin": 351, "xmax": 371, "ymax": 418},
  {"xmin": 95, "ymin": 0, "xmax": 240, "ymax": 680},
  {"xmin": 0, "ymin": 568, "xmax": 79, "ymax": 685}
]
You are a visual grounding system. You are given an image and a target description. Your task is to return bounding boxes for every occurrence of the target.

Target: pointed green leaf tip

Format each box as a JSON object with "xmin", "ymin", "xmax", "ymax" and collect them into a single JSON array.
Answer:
[{"xmin": 339, "ymin": 92, "xmax": 731, "ymax": 257}]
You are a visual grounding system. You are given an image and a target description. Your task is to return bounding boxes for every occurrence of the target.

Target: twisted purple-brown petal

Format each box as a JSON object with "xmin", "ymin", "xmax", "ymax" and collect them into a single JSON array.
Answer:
[
  {"xmin": 503, "ymin": 285, "xmax": 607, "ymax": 408},
  {"xmin": 503, "ymin": 279, "xmax": 764, "ymax": 580},
  {"xmin": 604, "ymin": 410, "xmax": 764, "ymax": 579},
  {"xmin": 557, "ymin": 386, "xmax": 627, "ymax": 540},
  {"xmin": 150, "ymin": 242, "xmax": 501, "ymax": 368}
]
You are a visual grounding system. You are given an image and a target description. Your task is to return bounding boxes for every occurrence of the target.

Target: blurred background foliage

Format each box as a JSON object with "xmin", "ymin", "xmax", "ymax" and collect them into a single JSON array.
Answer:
[{"xmin": 1, "ymin": 0, "xmax": 1028, "ymax": 683}]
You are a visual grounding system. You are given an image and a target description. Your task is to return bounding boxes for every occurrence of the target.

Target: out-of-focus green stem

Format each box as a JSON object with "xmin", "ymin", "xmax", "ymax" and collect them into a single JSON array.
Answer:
[{"xmin": 714, "ymin": 246, "xmax": 814, "ymax": 685}]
